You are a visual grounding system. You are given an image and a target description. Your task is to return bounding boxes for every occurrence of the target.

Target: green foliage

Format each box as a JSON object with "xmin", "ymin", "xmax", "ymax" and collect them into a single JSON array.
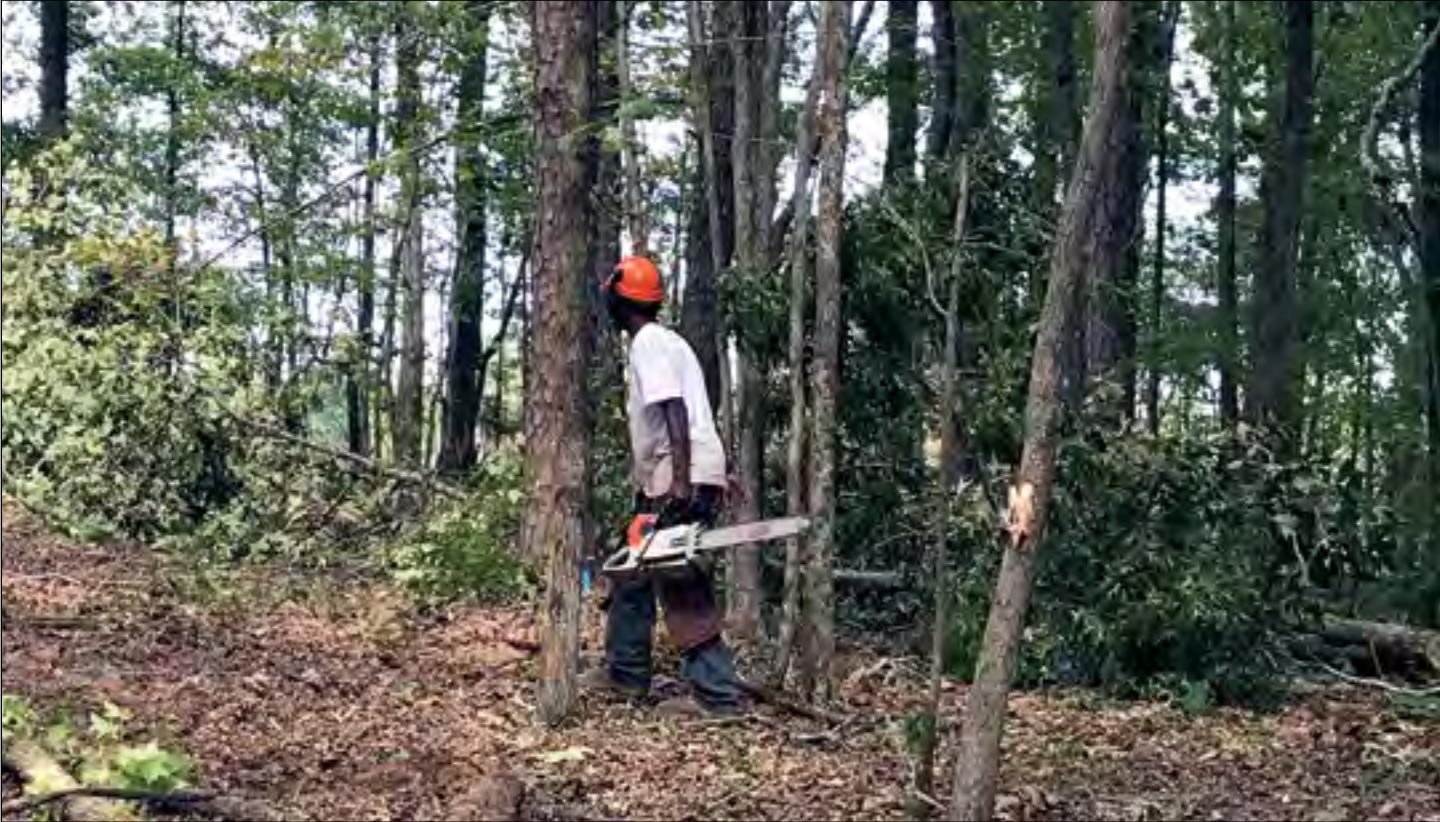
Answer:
[
  {"xmin": 941, "ymin": 427, "xmax": 1365, "ymax": 705},
  {"xmin": 3, "ymin": 695, "xmax": 194, "ymax": 796},
  {"xmin": 387, "ymin": 452, "xmax": 532, "ymax": 604}
]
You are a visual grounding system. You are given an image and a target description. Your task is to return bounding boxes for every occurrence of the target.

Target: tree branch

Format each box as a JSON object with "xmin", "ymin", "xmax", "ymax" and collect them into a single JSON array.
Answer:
[
  {"xmin": 232, "ymin": 413, "xmax": 465, "ymax": 500},
  {"xmin": 1361, "ymin": 18, "xmax": 1440, "ymax": 252}
]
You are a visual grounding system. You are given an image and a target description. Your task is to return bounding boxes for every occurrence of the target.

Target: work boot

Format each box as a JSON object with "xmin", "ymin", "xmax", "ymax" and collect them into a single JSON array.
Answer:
[
  {"xmin": 581, "ymin": 666, "xmax": 649, "ymax": 701},
  {"xmin": 654, "ymin": 695, "xmax": 740, "ymax": 719}
]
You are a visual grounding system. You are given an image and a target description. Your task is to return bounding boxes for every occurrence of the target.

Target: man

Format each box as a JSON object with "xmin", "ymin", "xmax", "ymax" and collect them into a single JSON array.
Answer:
[{"xmin": 586, "ymin": 255, "xmax": 744, "ymax": 716}]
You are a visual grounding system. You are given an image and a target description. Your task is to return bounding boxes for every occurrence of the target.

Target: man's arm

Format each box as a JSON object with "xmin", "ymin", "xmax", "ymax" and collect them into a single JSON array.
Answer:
[{"xmin": 659, "ymin": 398, "xmax": 691, "ymax": 501}]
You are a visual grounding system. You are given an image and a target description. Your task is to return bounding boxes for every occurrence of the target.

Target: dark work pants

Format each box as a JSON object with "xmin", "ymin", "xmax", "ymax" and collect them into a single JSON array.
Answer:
[{"xmin": 605, "ymin": 486, "xmax": 742, "ymax": 710}]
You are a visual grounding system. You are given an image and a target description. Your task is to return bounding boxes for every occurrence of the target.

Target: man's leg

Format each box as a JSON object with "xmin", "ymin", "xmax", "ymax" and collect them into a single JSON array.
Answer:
[
  {"xmin": 604, "ymin": 574, "xmax": 657, "ymax": 694},
  {"xmin": 655, "ymin": 486, "xmax": 743, "ymax": 712}
]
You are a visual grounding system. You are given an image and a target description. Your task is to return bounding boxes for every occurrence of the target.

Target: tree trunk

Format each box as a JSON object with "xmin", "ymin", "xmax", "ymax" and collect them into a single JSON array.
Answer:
[
  {"xmin": 681, "ymin": 0, "xmax": 734, "ymax": 411},
  {"xmin": 1245, "ymin": 0, "xmax": 1314, "ymax": 441},
  {"xmin": 438, "ymin": 2, "xmax": 493, "ymax": 475},
  {"xmin": 926, "ymin": 0, "xmax": 956, "ymax": 163},
  {"xmin": 349, "ymin": 32, "xmax": 382, "ymax": 458},
  {"xmin": 884, "ymin": 0, "xmax": 919, "ymax": 184},
  {"xmin": 616, "ymin": 0, "xmax": 647, "ymax": 254},
  {"xmin": 1081, "ymin": 2, "xmax": 1154, "ymax": 418},
  {"xmin": 950, "ymin": 3, "xmax": 1139, "ymax": 816},
  {"xmin": 914, "ymin": 151, "xmax": 972, "ymax": 818},
  {"xmin": 798, "ymin": 0, "xmax": 850, "ymax": 703},
  {"xmin": 164, "ymin": 1, "xmax": 185, "ymax": 267},
  {"xmin": 759, "ymin": 1, "xmax": 792, "ymax": 232},
  {"xmin": 726, "ymin": 0, "xmax": 769, "ymax": 642},
  {"xmin": 38, "ymin": 0, "xmax": 68, "ymax": 145},
  {"xmin": 1216, "ymin": 0, "xmax": 1240, "ymax": 429},
  {"xmin": 1029, "ymin": 0, "xmax": 1079, "ymax": 304},
  {"xmin": 773, "ymin": 28, "xmax": 827, "ymax": 686},
  {"xmin": 527, "ymin": 0, "xmax": 595, "ymax": 727},
  {"xmin": 1421, "ymin": 1, "xmax": 1440, "ymax": 482},
  {"xmin": 393, "ymin": 3, "xmax": 427, "ymax": 467},
  {"xmin": 1146, "ymin": 1, "xmax": 1179, "ymax": 435}
]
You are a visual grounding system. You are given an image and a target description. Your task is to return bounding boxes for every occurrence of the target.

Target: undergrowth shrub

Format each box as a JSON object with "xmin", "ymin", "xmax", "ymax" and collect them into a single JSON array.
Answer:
[
  {"xmin": 944, "ymin": 427, "xmax": 1349, "ymax": 706},
  {"xmin": 387, "ymin": 452, "xmax": 533, "ymax": 604}
]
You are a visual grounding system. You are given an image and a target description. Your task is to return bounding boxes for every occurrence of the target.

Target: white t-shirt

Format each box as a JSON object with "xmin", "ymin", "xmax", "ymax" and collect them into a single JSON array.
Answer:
[{"xmin": 626, "ymin": 323, "xmax": 728, "ymax": 497}]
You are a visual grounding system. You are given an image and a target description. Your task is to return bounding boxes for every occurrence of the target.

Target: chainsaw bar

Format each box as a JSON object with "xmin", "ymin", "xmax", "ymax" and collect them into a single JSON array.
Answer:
[{"xmin": 600, "ymin": 516, "xmax": 810, "ymax": 579}]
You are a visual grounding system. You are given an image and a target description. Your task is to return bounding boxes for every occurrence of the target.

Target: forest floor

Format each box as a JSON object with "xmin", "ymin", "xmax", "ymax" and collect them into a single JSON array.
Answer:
[{"xmin": 2, "ymin": 500, "xmax": 1438, "ymax": 821}]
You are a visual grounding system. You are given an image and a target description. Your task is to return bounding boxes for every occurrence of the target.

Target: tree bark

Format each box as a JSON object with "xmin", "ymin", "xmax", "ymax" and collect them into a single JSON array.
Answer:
[
  {"xmin": 1080, "ymin": 2, "xmax": 1155, "ymax": 419},
  {"xmin": 950, "ymin": 3, "xmax": 1139, "ymax": 816},
  {"xmin": 1216, "ymin": 0, "xmax": 1240, "ymax": 429},
  {"xmin": 798, "ymin": 0, "xmax": 850, "ymax": 703},
  {"xmin": 616, "ymin": 0, "xmax": 647, "ymax": 254},
  {"xmin": 349, "ymin": 31, "xmax": 382, "ymax": 458},
  {"xmin": 1245, "ymin": 0, "xmax": 1314, "ymax": 442},
  {"xmin": 527, "ymin": 0, "xmax": 595, "ymax": 727},
  {"xmin": 393, "ymin": 2, "xmax": 427, "ymax": 467},
  {"xmin": 884, "ymin": 0, "xmax": 919, "ymax": 184},
  {"xmin": 1421, "ymin": 1, "xmax": 1440, "ymax": 482},
  {"xmin": 681, "ymin": 0, "xmax": 734, "ymax": 411},
  {"xmin": 164, "ymin": 1, "xmax": 185, "ymax": 267},
  {"xmin": 1146, "ymin": 1, "xmax": 1180, "ymax": 435},
  {"xmin": 38, "ymin": 0, "xmax": 68, "ymax": 145},
  {"xmin": 438, "ymin": 2, "xmax": 493, "ymax": 475},
  {"xmin": 773, "ymin": 23, "xmax": 827, "ymax": 686},
  {"xmin": 914, "ymin": 151, "xmax": 972, "ymax": 818},
  {"xmin": 727, "ymin": 0, "xmax": 769, "ymax": 642},
  {"xmin": 926, "ymin": 0, "xmax": 956, "ymax": 163},
  {"xmin": 1029, "ymin": 0, "xmax": 1080, "ymax": 305}
]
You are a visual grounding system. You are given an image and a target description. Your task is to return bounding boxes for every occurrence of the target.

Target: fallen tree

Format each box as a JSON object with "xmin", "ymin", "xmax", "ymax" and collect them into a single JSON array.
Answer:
[{"xmin": 1312, "ymin": 618, "xmax": 1440, "ymax": 678}]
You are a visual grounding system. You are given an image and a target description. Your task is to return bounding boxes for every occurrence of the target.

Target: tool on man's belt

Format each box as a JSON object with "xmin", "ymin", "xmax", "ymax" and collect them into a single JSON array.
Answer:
[{"xmin": 600, "ymin": 515, "xmax": 810, "ymax": 580}]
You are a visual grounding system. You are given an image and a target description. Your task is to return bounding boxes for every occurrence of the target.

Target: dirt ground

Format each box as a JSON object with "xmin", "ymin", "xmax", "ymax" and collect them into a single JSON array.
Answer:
[{"xmin": 2, "ymin": 501, "xmax": 1437, "ymax": 821}]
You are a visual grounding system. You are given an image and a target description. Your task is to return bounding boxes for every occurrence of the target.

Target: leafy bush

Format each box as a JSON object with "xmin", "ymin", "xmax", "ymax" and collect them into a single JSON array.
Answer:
[
  {"xmin": 2, "ymin": 695, "xmax": 194, "ymax": 797},
  {"xmin": 386, "ymin": 451, "xmax": 532, "ymax": 604},
  {"xmin": 944, "ymin": 427, "xmax": 1346, "ymax": 705}
]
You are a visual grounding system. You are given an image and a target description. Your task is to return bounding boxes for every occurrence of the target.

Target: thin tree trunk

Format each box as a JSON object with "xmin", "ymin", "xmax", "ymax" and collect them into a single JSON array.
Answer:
[
  {"xmin": 681, "ymin": 0, "xmax": 733, "ymax": 410},
  {"xmin": 1245, "ymin": 0, "xmax": 1314, "ymax": 442},
  {"xmin": 926, "ymin": 0, "xmax": 955, "ymax": 163},
  {"xmin": 759, "ymin": 1, "xmax": 792, "ymax": 231},
  {"xmin": 913, "ymin": 151, "xmax": 972, "ymax": 818},
  {"xmin": 164, "ymin": 1, "xmax": 185, "ymax": 269},
  {"xmin": 438, "ymin": 2, "xmax": 493, "ymax": 475},
  {"xmin": 393, "ymin": 3, "xmax": 426, "ymax": 467},
  {"xmin": 527, "ymin": 0, "xmax": 595, "ymax": 728},
  {"xmin": 1421, "ymin": 1, "xmax": 1440, "ymax": 484},
  {"xmin": 616, "ymin": 0, "xmax": 647, "ymax": 254},
  {"xmin": 349, "ymin": 32, "xmax": 382, "ymax": 457},
  {"xmin": 728, "ymin": 0, "xmax": 768, "ymax": 642},
  {"xmin": 798, "ymin": 0, "xmax": 850, "ymax": 703},
  {"xmin": 951, "ymin": 3, "xmax": 1139, "ymax": 816},
  {"xmin": 1146, "ymin": 1, "xmax": 1179, "ymax": 435},
  {"xmin": 1216, "ymin": 0, "xmax": 1240, "ymax": 428},
  {"xmin": 773, "ymin": 25, "xmax": 827, "ymax": 686},
  {"xmin": 885, "ymin": 0, "xmax": 919, "ymax": 184},
  {"xmin": 1030, "ymin": 0, "xmax": 1079, "ymax": 306},
  {"xmin": 38, "ymin": 0, "xmax": 68, "ymax": 145}
]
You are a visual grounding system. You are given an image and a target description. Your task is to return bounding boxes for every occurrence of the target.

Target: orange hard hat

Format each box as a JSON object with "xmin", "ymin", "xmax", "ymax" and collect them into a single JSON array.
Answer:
[{"xmin": 608, "ymin": 256, "xmax": 665, "ymax": 304}]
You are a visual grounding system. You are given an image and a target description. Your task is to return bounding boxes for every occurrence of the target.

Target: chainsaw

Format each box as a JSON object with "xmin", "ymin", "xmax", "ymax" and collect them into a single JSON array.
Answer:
[{"xmin": 597, "ymin": 514, "xmax": 810, "ymax": 582}]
